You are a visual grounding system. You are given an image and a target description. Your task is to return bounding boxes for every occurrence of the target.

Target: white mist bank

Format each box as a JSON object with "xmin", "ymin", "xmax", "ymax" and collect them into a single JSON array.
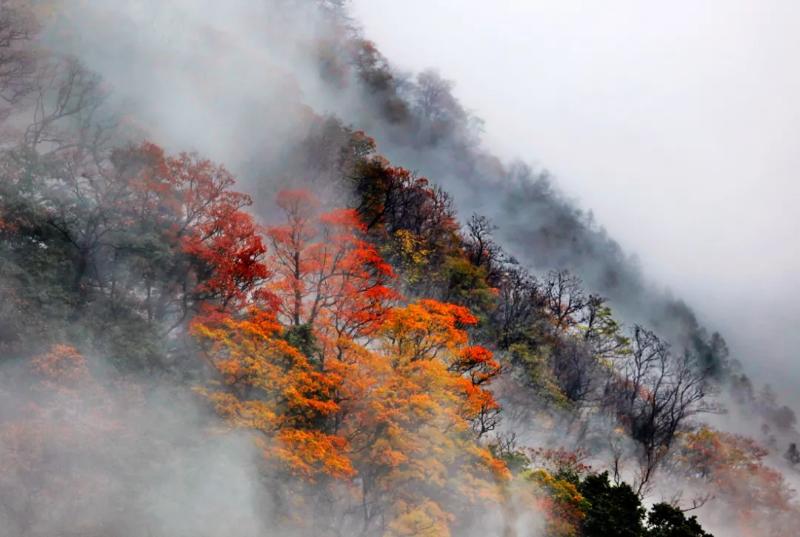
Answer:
[{"xmin": 350, "ymin": 0, "xmax": 800, "ymax": 398}]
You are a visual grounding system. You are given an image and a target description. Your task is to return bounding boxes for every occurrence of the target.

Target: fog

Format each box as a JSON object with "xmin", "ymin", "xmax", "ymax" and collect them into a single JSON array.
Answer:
[
  {"xmin": 41, "ymin": 0, "xmax": 331, "ymax": 168},
  {"xmin": 1, "ymin": 1, "xmax": 796, "ymax": 534},
  {"xmin": 38, "ymin": 0, "xmax": 799, "ymax": 398},
  {"xmin": 39, "ymin": 0, "xmax": 800, "ymax": 399},
  {"xmin": 351, "ymin": 0, "xmax": 800, "ymax": 395}
]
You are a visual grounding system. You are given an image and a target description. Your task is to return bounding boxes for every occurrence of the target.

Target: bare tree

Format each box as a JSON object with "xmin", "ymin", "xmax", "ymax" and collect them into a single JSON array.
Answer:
[
  {"xmin": 24, "ymin": 58, "xmax": 108, "ymax": 155},
  {"xmin": 491, "ymin": 264, "xmax": 545, "ymax": 348},
  {"xmin": 0, "ymin": 0, "xmax": 37, "ymax": 114},
  {"xmin": 413, "ymin": 69, "xmax": 461, "ymax": 122},
  {"xmin": 605, "ymin": 326, "xmax": 712, "ymax": 494},
  {"xmin": 542, "ymin": 270, "xmax": 587, "ymax": 332},
  {"xmin": 551, "ymin": 338, "xmax": 598, "ymax": 404},
  {"xmin": 463, "ymin": 213, "xmax": 504, "ymax": 283}
]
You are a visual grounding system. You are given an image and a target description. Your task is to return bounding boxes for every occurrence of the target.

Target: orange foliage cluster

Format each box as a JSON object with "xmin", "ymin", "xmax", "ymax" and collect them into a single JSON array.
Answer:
[
  {"xmin": 195, "ymin": 189, "xmax": 508, "ymax": 534},
  {"xmin": 194, "ymin": 308, "xmax": 352, "ymax": 481}
]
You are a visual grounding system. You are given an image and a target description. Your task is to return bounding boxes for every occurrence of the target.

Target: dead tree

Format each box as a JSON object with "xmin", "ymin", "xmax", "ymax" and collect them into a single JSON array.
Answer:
[
  {"xmin": 605, "ymin": 326, "xmax": 712, "ymax": 495},
  {"xmin": 542, "ymin": 270, "xmax": 587, "ymax": 332}
]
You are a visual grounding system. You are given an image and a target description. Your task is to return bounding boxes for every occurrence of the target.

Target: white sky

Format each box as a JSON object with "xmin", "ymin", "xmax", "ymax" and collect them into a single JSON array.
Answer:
[{"xmin": 351, "ymin": 0, "xmax": 800, "ymax": 386}]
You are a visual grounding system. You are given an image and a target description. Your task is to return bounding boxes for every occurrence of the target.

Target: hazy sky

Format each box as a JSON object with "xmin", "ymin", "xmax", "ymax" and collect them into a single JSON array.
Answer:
[{"xmin": 351, "ymin": 0, "xmax": 800, "ymax": 386}]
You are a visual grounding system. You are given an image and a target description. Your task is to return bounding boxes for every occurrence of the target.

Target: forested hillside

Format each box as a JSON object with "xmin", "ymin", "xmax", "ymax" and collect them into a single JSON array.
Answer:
[{"xmin": 1, "ymin": 1, "xmax": 798, "ymax": 536}]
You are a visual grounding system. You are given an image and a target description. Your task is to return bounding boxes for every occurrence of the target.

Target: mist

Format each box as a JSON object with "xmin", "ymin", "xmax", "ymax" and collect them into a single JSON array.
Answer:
[
  {"xmin": 39, "ymin": 0, "xmax": 759, "ymax": 374},
  {"xmin": 2, "ymin": 0, "xmax": 799, "ymax": 535},
  {"xmin": 350, "ymin": 0, "xmax": 800, "ymax": 399},
  {"xmin": 41, "ymin": 0, "xmax": 360, "ymax": 177}
]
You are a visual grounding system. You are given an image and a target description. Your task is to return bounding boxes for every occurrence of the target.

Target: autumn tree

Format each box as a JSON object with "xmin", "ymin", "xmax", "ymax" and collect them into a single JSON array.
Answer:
[
  {"xmin": 673, "ymin": 427, "xmax": 800, "ymax": 536},
  {"xmin": 0, "ymin": 140, "xmax": 267, "ymax": 369},
  {"xmin": 150, "ymin": 145, "xmax": 270, "ymax": 320},
  {"xmin": 350, "ymin": 158, "xmax": 462, "ymax": 290},
  {"xmin": 266, "ymin": 188, "xmax": 396, "ymax": 354},
  {"xmin": 206, "ymin": 185, "xmax": 507, "ymax": 525},
  {"xmin": 341, "ymin": 299, "xmax": 506, "ymax": 536},
  {"xmin": 194, "ymin": 309, "xmax": 352, "ymax": 483},
  {"xmin": 379, "ymin": 299, "xmax": 502, "ymax": 436},
  {"xmin": 198, "ymin": 190, "xmax": 511, "ymax": 535}
]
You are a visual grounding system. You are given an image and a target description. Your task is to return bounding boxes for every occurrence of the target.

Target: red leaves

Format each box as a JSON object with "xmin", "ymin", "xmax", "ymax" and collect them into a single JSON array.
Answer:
[
  {"xmin": 267, "ymin": 188, "xmax": 398, "ymax": 337},
  {"xmin": 159, "ymin": 150, "xmax": 268, "ymax": 314},
  {"xmin": 455, "ymin": 346, "xmax": 500, "ymax": 386},
  {"xmin": 116, "ymin": 142, "xmax": 272, "ymax": 322},
  {"xmin": 183, "ymin": 209, "xmax": 269, "ymax": 312}
]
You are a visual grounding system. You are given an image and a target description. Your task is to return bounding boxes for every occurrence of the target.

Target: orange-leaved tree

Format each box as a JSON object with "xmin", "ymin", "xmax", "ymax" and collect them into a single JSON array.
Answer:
[
  {"xmin": 195, "ymin": 189, "xmax": 400, "ymax": 489},
  {"xmin": 196, "ymin": 191, "xmax": 507, "ymax": 536},
  {"xmin": 340, "ymin": 300, "xmax": 507, "ymax": 536},
  {"xmin": 194, "ymin": 308, "xmax": 353, "ymax": 482},
  {"xmin": 380, "ymin": 299, "xmax": 502, "ymax": 436}
]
